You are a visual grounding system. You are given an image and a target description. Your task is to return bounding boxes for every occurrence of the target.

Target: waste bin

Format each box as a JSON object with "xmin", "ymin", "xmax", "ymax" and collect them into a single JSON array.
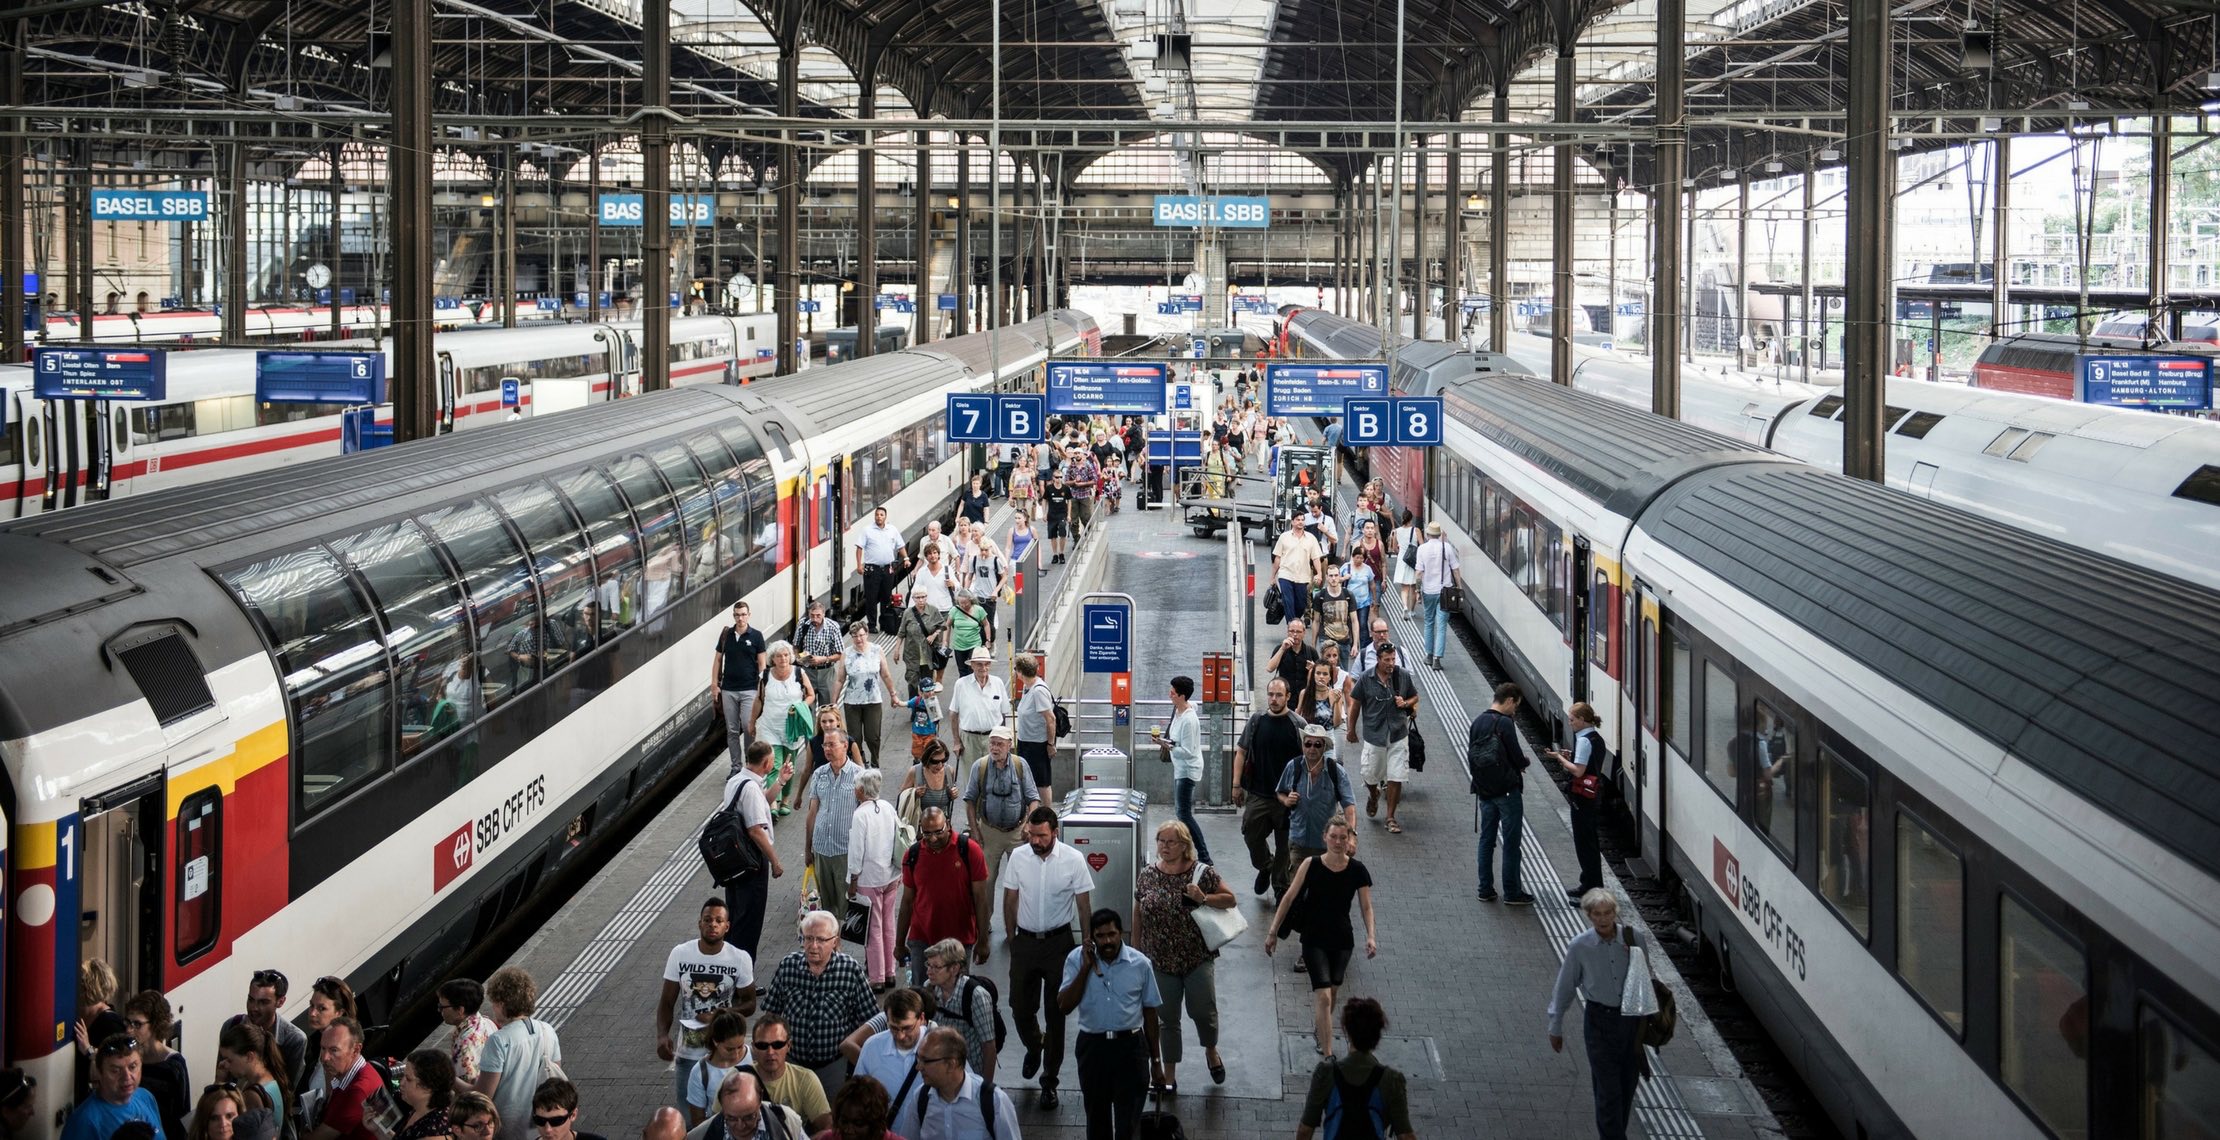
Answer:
[{"xmin": 1080, "ymin": 747, "xmax": 1133, "ymax": 793}]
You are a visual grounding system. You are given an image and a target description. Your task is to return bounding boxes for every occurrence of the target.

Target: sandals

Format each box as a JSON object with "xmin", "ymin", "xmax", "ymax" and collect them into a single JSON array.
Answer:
[
  {"xmin": 1365, "ymin": 785, "xmax": 1381, "ymax": 817},
  {"xmin": 1387, "ymin": 818, "xmax": 1404, "ymax": 834}
]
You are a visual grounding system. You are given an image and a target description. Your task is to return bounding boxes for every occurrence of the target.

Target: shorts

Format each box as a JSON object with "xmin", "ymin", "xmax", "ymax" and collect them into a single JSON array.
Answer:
[
  {"xmin": 1048, "ymin": 516, "xmax": 1069, "ymax": 539},
  {"xmin": 911, "ymin": 734, "xmax": 939, "ymax": 759},
  {"xmin": 1360, "ymin": 736, "xmax": 1411, "ymax": 785},
  {"xmin": 1302, "ymin": 942, "xmax": 1354, "ymax": 989},
  {"xmin": 1017, "ymin": 739, "xmax": 1054, "ymax": 789}
]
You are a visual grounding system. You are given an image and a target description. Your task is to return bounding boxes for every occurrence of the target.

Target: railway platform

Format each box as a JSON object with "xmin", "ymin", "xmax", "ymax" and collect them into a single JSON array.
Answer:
[{"xmin": 457, "ymin": 456, "xmax": 1781, "ymax": 1138}]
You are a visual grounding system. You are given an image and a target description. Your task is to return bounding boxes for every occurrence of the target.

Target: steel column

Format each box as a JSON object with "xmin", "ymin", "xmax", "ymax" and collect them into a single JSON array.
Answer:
[
  {"xmin": 1801, "ymin": 159, "xmax": 1816, "ymax": 381},
  {"xmin": 643, "ymin": 0, "xmax": 673, "ymax": 386},
  {"xmin": 1551, "ymin": 49, "xmax": 1574, "ymax": 384},
  {"xmin": 588, "ymin": 143, "xmax": 602, "ymax": 321},
  {"xmin": 775, "ymin": 34, "xmax": 799, "ymax": 375},
  {"xmin": 1413, "ymin": 134, "xmax": 1429, "ymax": 335},
  {"xmin": 915, "ymin": 129, "xmax": 932, "ymax": 343},
  {"xmin": 328, "ymin": 140, "xmax": 343, "ymax": 338},
  {"xmin": 1734, "ymin": 176, "xmax": 1749, "ymax": 367},
  {"xmin": 1489, "ymin": 90, "xmax": 1509, "ymax": 354},
  {"xmin": 857, "ymin": 82, "xmax": 878, "ymax": 356},
  {"xmin": 1651, "ymin": 0, "xmax": 1683, "ymax": 413},
  {"xmin": 389, "ymin": 0, "xmax": 434, "ymax": 439},
  {"xmin": 2, "ymin": 19, "xmax": 25, "ymax": 363},
  {"xmin": 955, "ymin": 144, "xmax": 972, "ymax": 334},
  {"xmin": 2149, "ymin": 111, "xmax": 2172, "ymax": 332},
  {"xmin": 1989, "ymin": 135, "xmax": 2008, "ymax": 341},
  {"xmin": 224, "ymin": 136, "xmax": 247, "ymax": 340},
  {"xmin": 500, "ymin": 149, "xmax": 518, "ymax": 327},
  {"xmin": 1444, "ymin": 135, "xmax": 1462, "ymax": 336},
  {"xmin": 1841, "ymin": 0, "xmax": 1891, "ymax": 481}
]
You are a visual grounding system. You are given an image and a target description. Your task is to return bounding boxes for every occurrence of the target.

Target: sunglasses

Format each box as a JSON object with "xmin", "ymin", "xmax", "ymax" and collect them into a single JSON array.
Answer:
[
  {"xmin": 752, "ymin": 1039, "xmax": 790, "ymax": 1051},
  {"xmin": 1303, "ymin": 741, "xmax": 1328, "ymax": 748},
  {"xmin": 530, "ymin": 1114, "xmax": 573, "ymax": 1129},
  {"xmin": 97, "ymin": 1038, "xmax": 140, "ymax": 1056},
  {"xmin": 203, "ymin": 1082, "xmax": 240, "ymax": 1094},
  {"xmin": 251, "ymin": 969, "xmax": 287, "ymax": 989},
  {"xmin": 454, "ymin": 1121, "xmax": 495, "ymax": 1134}
]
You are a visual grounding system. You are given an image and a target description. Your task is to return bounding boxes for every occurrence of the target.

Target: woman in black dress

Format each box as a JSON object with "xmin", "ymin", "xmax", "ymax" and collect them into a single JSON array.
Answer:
[
  {"xmin": 1264, "ymin": 816, "xmax": 1378, "ymax": 1061},
  {"xmin": 394, "ymin": 1050, "xmax": 457, "ymax": 1140}
]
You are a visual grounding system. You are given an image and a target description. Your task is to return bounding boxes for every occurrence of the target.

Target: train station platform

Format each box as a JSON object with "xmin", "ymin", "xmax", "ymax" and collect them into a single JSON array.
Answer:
[{"xmin": 454, "ymin": 451, "xmax": 1782, "ymax": 1138}]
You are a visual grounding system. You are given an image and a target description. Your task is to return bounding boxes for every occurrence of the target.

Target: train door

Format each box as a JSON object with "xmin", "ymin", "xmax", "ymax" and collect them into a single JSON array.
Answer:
[
  {"xmin": 613, "ymin": 330, "xmax": 642, "ymax": 397},
  {"xmin": 1630, "ymin": 580, "xmax": 1665, "ymax": 872},
  {"xmin": 435, "ymin": 352, "xmax": 459, "ymax": 433},
  {"xmin": 41, "ymin": 398, "xmax": 116, "ymax": 511},
  {"xmin": 827, "ymin": 455, "xmax": 849, "ymax": 612},
  {"xmin": 1908, "ymin": 462, "xmax": 1939, "ymax": 498},
  {"xmin": 1568, "ymin": 536, "xmax": 1591, "ymax": 710},
  {"xmin": 7, "ymin": 392, "xmax": 36, "ymax": 518},
  {"xmin": 78, "ymin": 777, "xmax": 165, "ymax": 995}
]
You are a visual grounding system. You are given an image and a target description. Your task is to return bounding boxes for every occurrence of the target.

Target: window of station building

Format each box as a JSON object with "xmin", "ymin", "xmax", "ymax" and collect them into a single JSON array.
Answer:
[
  {"xmin": 610, "ymin": 454, "xmax": 685, "ymax": 619},
  {"xmin": 422, "ymin": 499, "xmax": 542, "ymax": 712},
  {"xmin": 1818, "ymin": 747, "xmax": 1871, "ymax": 938},
  {"xmin": 2173, "ymin": 465, "xmax": 2220, "ymax": 507},
  {"xmin": 1752, "ymin": 701, "xmax": 1801, "ymax": 861},
  {"xmin": 651, "ymin": 444, "xmax": 721, "ymax": 589},
  {"xmin": 334, "ymin": 519, "xmax": 474, "ymax": 758},
  {"xmin": 220, "ymin": 546, "xmax": 391, "ymax": 817},
  {"xmin": 1665, "ymin": 630, "xmax": 1691, "ymax": 758},
  {"xmin": 494, "ymin": 481, "xmax": 599, "ymax": 656},
  {"xmin": 1700, "ymin": 662, "xmax": 1738, "ymax": 799},
  {"xmin": 554, "ymin": 468, "xmax": 645, "ymax": 643},
  {"xmin": 2000, "ymin": 893, "xmax": 2089, "ymax": 1139},
  {"xmin": 2140, "ymin": 1005, "xmax": 2220, "ymax": 1138},
  {"xmin": 1897, "ymin": 811, "xmax": 1966, "ymax": 1035},
  {"xmin": 173, "ymin": 789, "xmax": 220, "ymax": 962},
  {"xmin": 1895, "ymin": 411, "xmax": 1946, "ymax": 439}
]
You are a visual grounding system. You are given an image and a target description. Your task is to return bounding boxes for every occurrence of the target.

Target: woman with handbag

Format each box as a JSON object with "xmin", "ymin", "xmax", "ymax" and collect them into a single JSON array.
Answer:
[
  {"xmin": 845, "ymin": 768, "xmax": 904, "ymax": 991},
  {"xmin": 1548, "ymin": 889, "xmax": 1660, "ymax": 1138},
  {"xmin": 1132, "ymin": 821, "xmax": 1238, "ymax": 1095},
  {"xmin": 1389, "ymin": 509, "xmax": 1421, "ymax": 611},
  {"xmin": 1263, "ymin": 816, "xmax": 1376, "ymax": 1062},
  {"xmin": 1548, "ymin": 702, "xmax": 1610, "ymax": 899}
]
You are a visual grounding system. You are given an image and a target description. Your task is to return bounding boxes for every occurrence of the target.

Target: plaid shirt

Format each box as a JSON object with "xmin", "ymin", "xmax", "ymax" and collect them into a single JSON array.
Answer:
[
  {"xmin": 798, "ymin": 617, "xmax": 844, "ymax": 667},
  {"xmin": 761, "ymin": 951, "xmax": 880, "ymax": 1069}
]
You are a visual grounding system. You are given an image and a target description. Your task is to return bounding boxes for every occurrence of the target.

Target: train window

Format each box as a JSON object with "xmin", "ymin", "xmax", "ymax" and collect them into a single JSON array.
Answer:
[
  {"xmin": 1984, "ymin": 427, "xmax": 2031, "ymax": 458},
  {"xmin": 686, "ymin": 435, "xmax": 748, "ymax": 571},
  {"xmin": 1700, "ymin": 662, "xmax": 1738, "ymax": 800},
  {"xmin": 422, "ymin": 500, "xmax": 542, "ymax": 712},
  {"xmin": 1751, "ymin": 701, "xmax": 1800, "ymax": 862},
  {"xmin": 220, "ymin": 547, "xmax": 391, "ymax": 816},
  {"xmin": 0, "ymin": 417, "xmax": 14, "ymax": 467},
  {"xmin": 652, "ymin": 445, "xmax": 724, "ymax": 589},
  {"xmin": 335, "ymin": 520, "xmax": 474, "ymax": 757},
  {"xmin": 257, "ymin": 402, "xmax": 351, "ymax": 427},
  {"xmin": 1881, "ymin": 404, "xmax": 1910, "ymax": 429},
  {"xmin": 2174, "ymin": 465, "xmax": 2220, "ymax": 507},
  {"xmin": 742, "ymin": 454, "xmax": 777, "ymax": 564},
  {"xmin": 610, "ymin": 454, "xmax": 685, "ymax": 619},
  {"xmin": 1897, "ymin": 811, "xmax": 1966, "ymax": 1036},
  {"xmin": 554, "ymin": 468, "xmax": 645, "ymax": 642},
  {"xmin": 716, "ymin": 424, "xmax": 768, "ymax": 468},
  {"xmin": 1808, "ymin": 395, "xmax": 1844, "ymax": 419},
  {"xmin": 494, "ymin": 482, "xmax": 599, "ymax": 657},
  {"xmin": 1818, "ymin": 748, "xmax": 1870, "ymax": 938},
  {"xmin": 2140, "ymin": 1006, "xmax": 2220, "ymax": 1137},
  {"xmin": 2000, "ymin": 894, "xmax": 2088, "ymax": 1138},
  {"xmin": 1665, "ymin": 630, "xmax": 1690, "ymax": 757},
  {"xmin": 2007, "ymin": 431, "xmax": 2055, "ymax": 462},
  {"xmin": 25, "ymin": 414, "xmax": 37, "ymax": 466},
  {"xmin": 130, "ymin": 403, "xmax": 196, "ymax": 443},
  {"xmin": 1895, "ymin": 411, "xmax": 1946, "ymax": 439},
  {"xmin": 174, "ymin": 789, "xmax": 220, "ymax": 963}
]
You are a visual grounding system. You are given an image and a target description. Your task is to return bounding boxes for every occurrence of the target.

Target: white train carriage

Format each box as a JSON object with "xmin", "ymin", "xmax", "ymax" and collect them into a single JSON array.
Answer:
[
  {"xmin": 0, "ymin": 312, "xmax": 1098, "ymax": 1139},
  {"xmin": 1426, "ymin": 371, "xmax": 2220, "ymax": 1138},
  {"xmin": 36, "ymin": 304, "xmax": 471, "ymax": 345}
]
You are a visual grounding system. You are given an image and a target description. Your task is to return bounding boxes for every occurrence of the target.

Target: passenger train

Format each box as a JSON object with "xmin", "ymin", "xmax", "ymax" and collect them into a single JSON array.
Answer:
[
  {"xmin": 1282, "ymin": 305, "xmax": 2220, "ymax": 1138},
  {"xmin": 35, "ymin": 303, "xmax": 465, "ymax": 345},
  {"xmin": 1972, "ymin": 331, "xmax": 2220, "ymax": 400},
  {"xmin": 0, "ymin": 314, "xmax": 780, "ymax": 518},
  {"xmin": 0, "ymin": 311, "xmax": 1101, "ymax": 1139},
  {"xmin": 1280, "ymin": 307, "xmax": 2220, "ymax": 592}
]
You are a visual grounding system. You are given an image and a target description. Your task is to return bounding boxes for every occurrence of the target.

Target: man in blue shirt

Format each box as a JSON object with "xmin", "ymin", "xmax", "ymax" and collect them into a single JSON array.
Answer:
[
  {"xmin": 889, "ymin": 1028, "xmax": 1023, "ymax": 1140},
  {"xmin": 61, "ymin": 1037, "xmax": 163, "ymax": 1140},
  {"xmin": 1057, "ymin": 909, "xmax": 1162, "ymax": 1140},
  {"xmin": 1277, "ymin": 724, "xmax": 1357, "ymax": 867}
]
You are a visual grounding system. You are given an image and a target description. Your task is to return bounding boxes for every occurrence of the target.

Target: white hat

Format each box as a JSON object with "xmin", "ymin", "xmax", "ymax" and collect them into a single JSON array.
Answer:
[{"xmin": 971, "ymin": 646, "xmax": 995, "ymax": 662}]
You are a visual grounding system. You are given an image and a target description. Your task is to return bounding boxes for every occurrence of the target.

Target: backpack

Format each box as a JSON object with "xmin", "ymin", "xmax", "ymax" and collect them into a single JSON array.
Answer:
[
  {"xmin": 955, "ymin": 974, "xmax": 1009, "ymax": 1051},
  {"xmin": 1466, "ymin": 711, "xmax": 1521, "ymax": 799},
  {"xmin": 912, "ymin": 1074, "xmax": 1002, "ymax": 1140},
  {"xmin": 699, "ymin": 774, "xmax": 766, "ymax": 882},
  {"xmin": 1318, "ymin": 1059, "xmax": 1390, "ymax": 1140},
  {"xmin": 1053, "ymin": 699, "xmax": 1073, "ymax": 738}
]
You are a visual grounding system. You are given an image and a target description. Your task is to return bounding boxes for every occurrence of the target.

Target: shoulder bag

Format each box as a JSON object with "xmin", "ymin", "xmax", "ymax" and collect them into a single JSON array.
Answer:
[
  {"xmin": 1620, "ymin": 929, "xmax": 1678, "ymax": 1047},
  {"xmin": 1186, "ymin": 864, "xmax": 1249, "ymax": 952}
]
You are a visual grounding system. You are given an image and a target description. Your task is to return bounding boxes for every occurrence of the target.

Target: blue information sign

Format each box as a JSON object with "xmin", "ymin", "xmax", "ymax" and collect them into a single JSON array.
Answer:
[
  {"xmin": 596, "ymin": 194, "xmax": 711, "ymax": 227},
  {"xmin": 89, "ymin": 189, "xmax": 208, "ymax": 222},
  {"xmin": 1459, "ymin": 295, "xmax": 1492, "ymax": 313},
  {"xmin": 1265, "ymin": 361, "xmax": 1387, "ymax": 417},
  {"xmin": 1394, "ymin": 397, "xmax": 1445, "ymax": 445},
  {"xmin": 1046, "ymin": 359, "xmax": 1168, "ymax": 415},
  {"xmin": 535, "ymin": 297, "xmax": 562, "ymax": 313},
  {"xmin": 947, "ymin": 393, "xmax": 998, "ymax": 442},
  {"xmin": 937, "ymin": 294, "xmax": 958, "ymax": 311},
  {"xmin": 1082, "ymin": 602, "xmax": 1131, "ymax": 674},
  {"xmin": 255, "ymin": 351, "xmax": 387, "ymax": 405},
  {"xmin": 500, "ymin": 378, "xmax": 520, "ymax": 407},
  {"xmin": 799, "ymin": 300, "xmax": 821, "ymax": 314},
  {"xmin": 2078, "ymin": 355, "xmax": 2214, "ymax": 410},
  {"xmin": 434, "ymin": 296, "xmax": 463, "ymax": 312},
  {"xmin": 1174, "ymin": 385, "xmax": 1193, "ymax": 410},
  {"xmin": 995, "ymin": 395, "xmax": 1044, "ymax": 444},
  {"xmin": 1341, "ymin": 397, "xmax": 1394, "ymax": 445},
  {"xmin": 32, "ymin": 347, "xmax": 167, "ymax": 400},
  {"xmin": 1151, "ymin": 195, "xmax": 1270, "ymax": 229}
]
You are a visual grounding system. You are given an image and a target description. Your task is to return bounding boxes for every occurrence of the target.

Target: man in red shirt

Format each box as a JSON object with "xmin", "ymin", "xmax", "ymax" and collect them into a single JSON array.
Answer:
[
  {"xmin": 896, "ymin": 806, "xmax": 992, "ymax": 985},
  {"xmin": 304, "ymin": 1017, "xmax": 386, "ymax": 1140}
]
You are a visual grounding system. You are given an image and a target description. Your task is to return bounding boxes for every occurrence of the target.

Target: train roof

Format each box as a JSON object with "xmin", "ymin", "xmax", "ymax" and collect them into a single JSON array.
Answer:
[
  {"xmin": 1284, "ymin": 308, "xmax": 1386, "ymax": 359},
  {"xmin": 1387, "ymin": 340, "xmax": 1534, "ymax": 395},
  {"xmin": 1643, "ymin": 464, "xmax": 2220, "ymax": 880},
  {"xmin": 1442, "ymin": 373, "xmax": 1776, "ymax": 516}
]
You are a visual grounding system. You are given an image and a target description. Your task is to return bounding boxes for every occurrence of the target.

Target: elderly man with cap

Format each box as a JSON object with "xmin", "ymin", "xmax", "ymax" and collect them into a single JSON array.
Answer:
[
  {"xmin": 963, "ymin": 726, "xmax": 1039, "ymax": 881},
  {"xmin": 945, "ymin": 647, "xmax": 1009, "ymax": 766},
  {"xmin": 1413, "ymin": 519, "xmax": 1463, "ymax": 669}
]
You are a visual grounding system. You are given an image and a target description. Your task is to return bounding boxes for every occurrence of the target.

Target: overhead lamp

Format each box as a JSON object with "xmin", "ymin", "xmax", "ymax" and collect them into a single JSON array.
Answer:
[
  {"xmin": 1155, "ymin": 101, "xmax": 1176, "ymax": 117},
  {"xmin": 1818, "ymin": 147, "xmax": 1840, "ymax": 161},
  {"xmin": 1145, "ymin": 75, "xmax": 1169, "ymax": 96},
  {"xmin": 1465, "ymin": 193, "xmax": 1483, "ymax": 209},
  {"xmin": 1113, "ymin": 0, "xmax": 1144, "ymax": 15},
  {"xmin": 1980, "ymin": 115, "xmax": 2003, "ymax": 132},
  {"xmin": 272, "ymin": 94, "xmax": 307, "ymax": 111},
  {"xmin": 1131, "ymin": 37, "xmax": 1158, "ymax": 60},
  {"xmin": 1764, "ymin": 159, "xmax": 1785, "ymax": 173},
  {"xmin": 1960, "ymin": 27, "xmax": 1993, "ymax": 70},
  {"xmin": 2206, "ymin": 70, "xmax": 2220, "ymax": 90},
  {"xmin": 2066, "ymin": 98, "xmax": 2090, "ymax": 111},
  {"xmin": 480, "ymin": 194, "xmax": 496, "ymax": 207},
  {"xmin": 121, "ymin": 70, "xmax": 157, "ymax": 89},
  {"xmin": 1681, "ymin": 178, "xmax": 1695, "ymax": 188},
  {"xmin": 1718, "ymin": 168, "xmax": 1737, "ymax": 180}
]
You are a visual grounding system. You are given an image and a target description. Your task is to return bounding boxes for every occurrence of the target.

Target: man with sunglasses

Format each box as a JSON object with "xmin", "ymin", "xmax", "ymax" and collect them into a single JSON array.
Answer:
[
  {"xmin": 224, "ymin": 970, "xmax": 308, "ymax": 1082},
  {"xmin": 888, "ymin": 1027, "xmax": 1021, "ymax": 1140},
  {"xmin": 1278, "ymin": 724, "xmax": 1358, "ymax": 873},
  {"xmin": 525, "ymin": 1079, "xmax": 603, "ymax": 1140},
  {"xmin": 897, "ymin": 808, "xmax": 993, "ymax": 985},
  {"xmin": 59, "ymin": 1037, "xmax": 161, "ymax": 1140},
  {"xmin": 731, "ymin": 1015, "xmax": 827, "ymax": 1135},
  {"xmin": 681, "ymin": 1071, "xmax": 801, "ymax": 1140}
]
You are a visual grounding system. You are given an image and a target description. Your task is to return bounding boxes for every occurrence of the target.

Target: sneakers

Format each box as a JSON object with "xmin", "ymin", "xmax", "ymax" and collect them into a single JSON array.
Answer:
[
  {"xmin": 1503, "ymin": 892, "xmax": 1537, "ymax": 907},
  {"xmin": 1476, "ymin": 888, "xmax": 1499, "ymax": 903},
  {"xmin": 1255, "ymin": 868, "xmax": 1272, "ymax": 895}
]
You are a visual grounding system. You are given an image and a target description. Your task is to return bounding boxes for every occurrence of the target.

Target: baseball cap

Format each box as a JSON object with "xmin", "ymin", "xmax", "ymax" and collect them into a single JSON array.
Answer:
[
  {"xmin": 988, "ymin": 726, "xmax": 1015, "ymax": 742},
  {"xmin": 920, "ymin": 678, "xmax": 941, "ymax": 693}
]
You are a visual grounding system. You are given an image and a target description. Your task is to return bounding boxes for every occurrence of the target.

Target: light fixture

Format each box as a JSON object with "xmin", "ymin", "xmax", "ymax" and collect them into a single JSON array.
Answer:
[
  {"xmin": 480, "ymin": 193, "xmax": 496, "ymax": 207},
  {"xmin": 2205, "ymin": 70, "xmax": 2220, "ymax": 89},
  {"xmin": 1681, "ymin": 178, "xmax": 1695, "ymax": 188},
  {"xmin": 1819, "ymin": 147, "xmax": 1840, "ymax": 161},
  {"xmin": 1764, "ymin": 159, "xmax": 1785, "ymax": 173},
  {"xmin": 1145, "ymin": 75, "xmax": 1168, "ymax": 96},
  {"xmin": 2066, "ymin": 98, "xmax": 2091, "ymax": 111},
  {"xmin": 946, "ymin": 195, "xmax": 959, "ymax": 208},
  {"xmin": 1980, "ymin": 115, "xmax": 2003, "ymax": 132},
  {"xmin": 1465, "ymin": 193, "xmax": 1483, "ymax": 209},
  {"xmin": 1718, "ymin": 168, "xmax": 1738, "ymax": 181}
]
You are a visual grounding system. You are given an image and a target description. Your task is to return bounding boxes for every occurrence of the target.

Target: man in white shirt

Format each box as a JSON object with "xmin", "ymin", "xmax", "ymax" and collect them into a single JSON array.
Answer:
[
  {"xmin": 1415, "ymin": 519, "xmax": 1464, "ymax": 668},
  {"xmin": 853, "ymin": 507, "xmax": 907, "ymax": 632},
  {"xmin": 946, "ymin": 649, "xmax": 1010, "ymax": 765},
  {"xmin": 1272, "ymin": 522, "xmax": 1325, "ymax": 629},
  {"xmin": 891, "ymin": 1028, "xmax": 1024, "ymax": 1140},
  {"xmin": 996, "ymin": 807, "xmax": 1093, "ymax": 1111},
  {"xmin": 715, "ymin": 743, "xmax": 787, "ymax": 962}
]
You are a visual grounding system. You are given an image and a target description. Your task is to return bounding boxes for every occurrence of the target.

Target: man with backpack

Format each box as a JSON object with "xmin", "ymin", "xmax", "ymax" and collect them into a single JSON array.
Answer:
[
  {"xmin": 1467, "ymin": 683, "xmax": 1535, "ymax": 907},
  {"xmin": 1297, "ymin": 998, "xmax": 1415, "ymax": 1140},
  {"xmin": 888, "ymin": 1028, "xmax": 1022, "ymax": 1140},
  {"xmin": 707, "ymin": 743, "xmax": 786, "ymax": 962},
  {"xmin": 897, "ymin": 808, "xmax": 995, "ymax": 983}
]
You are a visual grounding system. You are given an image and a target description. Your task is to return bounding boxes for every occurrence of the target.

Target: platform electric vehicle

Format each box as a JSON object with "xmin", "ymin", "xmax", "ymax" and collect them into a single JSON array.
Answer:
[{"xmin": 0, "ymin": 311, "xmax": 1099, "ymax": 1139}]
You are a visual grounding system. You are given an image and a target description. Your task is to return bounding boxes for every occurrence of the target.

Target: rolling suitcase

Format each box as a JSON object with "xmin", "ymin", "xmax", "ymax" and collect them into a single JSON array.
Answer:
[{"xmin": 1138, "ymin": 1090, "xmax": 1186, "ymax": 1140}]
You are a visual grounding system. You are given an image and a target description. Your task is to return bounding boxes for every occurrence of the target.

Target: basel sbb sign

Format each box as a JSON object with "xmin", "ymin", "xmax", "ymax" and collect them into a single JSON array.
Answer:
[
  {"xmin": 597, "ymin": 194, "xmax": 712, "ymax": 227},
  {"xmin": 1152, "ymin": 195, "xmax": 1269, "ymax": 229}
]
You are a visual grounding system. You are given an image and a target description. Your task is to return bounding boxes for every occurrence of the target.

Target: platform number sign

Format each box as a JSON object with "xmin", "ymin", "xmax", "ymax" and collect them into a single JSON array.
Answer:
[
  {"xmin": 947, "ymin": 393, "xmax": 998, "ymax": 443},
  {"xmin": 1394, "ymin": 397, "xmax": 1443, "ymax": 445}
]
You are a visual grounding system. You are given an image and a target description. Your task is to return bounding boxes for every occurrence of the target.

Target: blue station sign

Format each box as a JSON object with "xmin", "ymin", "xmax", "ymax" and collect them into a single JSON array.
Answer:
[
  {"xmin": 1046, "ymin": 359, "xmax": 1168, "ymax": 415},
  {"xmin": 1152, "ymin": 195, "xmax": 1270, "ymax": 229},
  {"xmin": 2078, "ymin": 354, "xmax": 2214, "ymax": 410},
  {"xmin": 33, "ymin": 347, "xmax": 168, "ymax": 400},
  {"xmin": 254, "ymin": 351, "xmax": 388, "ymax": 405},
  {"xmin": 1264, "ymin": 361, "xmax": 1388, "ymax": 417},
  {"xmin": 1082, "ymin": 602, "xmax": 1131, "ymax": 674},
  {"xmin": 90, "ymin": 189, "xmax": 208, "ymax": 222},
  {"xmin": 596, "ymin": 194, "xmax": 711, "ymax": 227}
]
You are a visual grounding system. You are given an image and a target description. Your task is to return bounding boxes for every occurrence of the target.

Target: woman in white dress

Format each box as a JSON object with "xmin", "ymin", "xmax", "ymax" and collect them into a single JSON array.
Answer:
[
  {"xmin": 1389, "ymin": 508, "xmax": 1422, "ymax": 610},
  {"xmin": 749, "ymin": 640, "xmax": 814, "ymax": 814}
]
